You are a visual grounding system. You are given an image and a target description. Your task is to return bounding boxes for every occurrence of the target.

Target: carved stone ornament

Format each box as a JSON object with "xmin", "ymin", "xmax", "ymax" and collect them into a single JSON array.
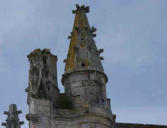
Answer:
[{"xmin": 27, "ymin": 49, "xmax": 59, "ymax": 99}]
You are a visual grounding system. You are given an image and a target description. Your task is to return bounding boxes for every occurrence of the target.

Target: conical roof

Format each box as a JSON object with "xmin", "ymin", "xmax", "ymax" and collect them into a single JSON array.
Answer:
[{"xmin": 65, "ymin": 4, "xmax": 104, "ymax": 73}]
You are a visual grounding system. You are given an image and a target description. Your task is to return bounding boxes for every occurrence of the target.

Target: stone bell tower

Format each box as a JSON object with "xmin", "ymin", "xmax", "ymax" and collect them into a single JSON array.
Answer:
[{"xmin": 26, "ymin": 4, "xmax": 115, "ymax": 128}]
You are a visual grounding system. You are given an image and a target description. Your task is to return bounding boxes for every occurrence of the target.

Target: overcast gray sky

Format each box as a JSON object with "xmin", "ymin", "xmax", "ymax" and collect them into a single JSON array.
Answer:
[{"xmin": 0, "ymin": 0, "xmax": 167, "ymax": 127}]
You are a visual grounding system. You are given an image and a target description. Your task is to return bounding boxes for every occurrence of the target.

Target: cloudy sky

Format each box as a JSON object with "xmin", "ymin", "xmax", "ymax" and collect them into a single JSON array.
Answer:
[{"xmin": 0, "ymin": 0, "xmax": 167, "ymax": 127}]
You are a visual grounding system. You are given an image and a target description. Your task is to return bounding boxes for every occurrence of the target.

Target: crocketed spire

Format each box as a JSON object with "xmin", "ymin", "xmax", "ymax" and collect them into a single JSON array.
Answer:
[
  {"xmin": 65, "ymin": 4, "xmax": 104, "ymax": 73},
  {"xmin": 2, "ymin": 104, "xmax": 24, "ymax": 128}
]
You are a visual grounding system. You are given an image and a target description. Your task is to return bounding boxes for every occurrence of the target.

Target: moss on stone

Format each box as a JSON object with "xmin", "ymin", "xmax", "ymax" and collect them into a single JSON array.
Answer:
[{"xmin": 54, "ymin": 94, "xmax": 73, "ymax": 109}]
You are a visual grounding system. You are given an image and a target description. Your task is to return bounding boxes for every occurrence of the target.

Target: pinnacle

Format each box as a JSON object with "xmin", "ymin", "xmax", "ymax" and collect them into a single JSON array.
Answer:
[
  {"xmin": 64, "ymin": 4, "xmax": 104, "ymax": 73},
  {"xmin": 2, "ymin": 104, "xmax": 24, "ymax": 128},
  {"xmin": 72, "ymin": 4, "xmax": 89, "ymax": 14}
]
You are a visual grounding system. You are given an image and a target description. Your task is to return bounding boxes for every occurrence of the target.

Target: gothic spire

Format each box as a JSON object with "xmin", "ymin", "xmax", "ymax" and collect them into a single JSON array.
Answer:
[
  {"xmin": 2, "ymin": 104, "xmax": 24, "ymax": 128},
  {"xmin": 64, "ymin": 4, "xmax": 104, "ymax": 73}
]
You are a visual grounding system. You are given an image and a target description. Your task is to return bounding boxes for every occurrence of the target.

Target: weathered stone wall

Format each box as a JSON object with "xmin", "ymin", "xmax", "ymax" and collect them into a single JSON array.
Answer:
[
  {"xmin": 50, "ymin": 112, "xmax": 113, "ymax": 128},
  {"xmin": 28, "ymin": 107, "xmax": 114, "ymax": 128},
  {"xmin": 62, "ymin": 70, "xmax": 108, "ymax": 109}
]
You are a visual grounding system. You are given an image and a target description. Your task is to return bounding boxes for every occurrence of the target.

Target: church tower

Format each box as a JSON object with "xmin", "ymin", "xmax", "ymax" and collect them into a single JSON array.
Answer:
[{"xmin": 26, "ymin": 4, "xmax": 115, "ymax": 128}]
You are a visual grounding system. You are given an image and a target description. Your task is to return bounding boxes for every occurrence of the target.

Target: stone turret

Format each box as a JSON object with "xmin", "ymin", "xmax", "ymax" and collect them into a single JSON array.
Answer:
[
  {"xmin": 60, "ymin": 4, "xmax": 114, "ymax": 128},
  {"xmin": 2, "ymin": 104, "xmax": 24, "ymax": 128},
  {"xmin": 62, "ymin": 4, "xmax": 109, "ymax": 110}
]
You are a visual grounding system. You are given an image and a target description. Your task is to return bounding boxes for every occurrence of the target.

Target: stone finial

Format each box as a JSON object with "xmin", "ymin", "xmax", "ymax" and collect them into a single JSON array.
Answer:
[
  {"xmin": 2, "ymin": 104, "xmax": 24, "ymax": 128},
  {"xmin": 72, "ymin": 4, "xmax": 89, "ymax": 14},
  {"xmin": 63, "ymin": 59, "xmax": 67, "ymax": 63},
  {"xmin": 97, "ymin": 49, "xmax": 104, "ymax": 55},
  {"xmin": 92, "ymin": 34, "xmax": 96, "ymax": 37},
  {"xmin": 91, "ymin": 26, "xmax": 97, "ymax": 33},
  {"xmin": 67, "ymin": 35, "xmax": 72, "ymax": 39},
  {"xmin": 100, "ymin": 56, "xmax": 104, "ymax": 60}
]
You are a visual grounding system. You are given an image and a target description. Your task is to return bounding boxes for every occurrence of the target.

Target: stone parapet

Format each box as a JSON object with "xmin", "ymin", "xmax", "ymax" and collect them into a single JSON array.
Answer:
[{"xmin": 115, "ymin": 123, "xmax": 167, "ymax": 128}]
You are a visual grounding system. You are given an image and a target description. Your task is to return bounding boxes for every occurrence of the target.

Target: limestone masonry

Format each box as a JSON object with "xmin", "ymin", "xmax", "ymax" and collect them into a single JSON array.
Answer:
[{"xmin": 1, "ymin": 4, "xmax": 167, "ymax": 128}]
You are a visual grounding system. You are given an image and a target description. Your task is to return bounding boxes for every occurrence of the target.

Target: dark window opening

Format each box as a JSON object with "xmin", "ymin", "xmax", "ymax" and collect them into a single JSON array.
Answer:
[
  {"xmin": 43, "ymin": 56, "xmax": 47, "ymax": 65},
  {"xmin": 45, "ymin": 70, "xmax": 49, "ymax": 78},
  {"xmin": 37, "ymin": 82, "xmax": 47, "ymax": 99},
  {"xmin": 48, "ymin": 86, "xmax": 50, "ymax": 91},
  {"xmin": 81, "ymin": 63, "xmax": 86, "ymax": 67}
]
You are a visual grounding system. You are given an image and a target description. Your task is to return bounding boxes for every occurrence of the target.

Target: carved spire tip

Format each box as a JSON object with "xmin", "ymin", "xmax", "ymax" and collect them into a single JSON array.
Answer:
[{"xmin": 72, "ymin": 4, "xmax": 89, "ymax": 14}]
